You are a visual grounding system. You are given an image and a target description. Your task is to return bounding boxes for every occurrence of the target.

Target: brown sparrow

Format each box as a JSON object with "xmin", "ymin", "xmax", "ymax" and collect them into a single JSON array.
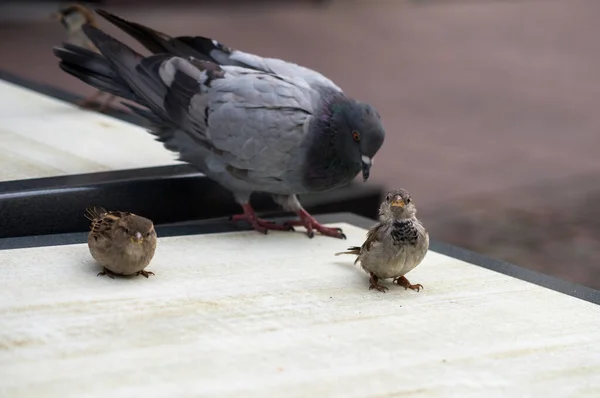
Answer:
[
  {"xmin": 52, "ymin": 3, "xmax": 117, "ymax": 112},
  {"xmin": 85, "ymin": 207, "xmax": 157, "ymax": 278},
  {"xmin": 336, "ymin": 189, "xmax": 429, "ymax": 292}
]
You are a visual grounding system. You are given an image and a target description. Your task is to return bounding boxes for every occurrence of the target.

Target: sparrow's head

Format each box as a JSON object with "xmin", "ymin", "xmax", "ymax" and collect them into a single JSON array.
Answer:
[
  {"xmin": 379, "ymin": 189, "xmax": 417, "ymax": 221},
  {"xmin": 51, "ymin": 4, "xmax": 95, "ymax": 32},
  {"xmin": 115, "ymin": 215, "xmax": 156, "ymax": 246}
]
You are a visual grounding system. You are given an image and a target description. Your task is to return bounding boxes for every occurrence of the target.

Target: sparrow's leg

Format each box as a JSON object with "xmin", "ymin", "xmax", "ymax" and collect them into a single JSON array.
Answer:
[
  {"xmin": 136, "ymin": 270, "xmax": 155, "ymax": 278},
  {"xmin": 97, "ymin": 267, "xmax": 117, "ymax": 279},
  {"xmin": 271, "ymin": 195, "xmax": 346, "ymax": 239},
  {"xmin": 230, "ymin": 203, "xmax": 295, "ymax": 234},
  {"xmin": 97, "ymin": 94, "xmax": 118, "ymax": 113},
  {"xmin": 394, "ymin": 275, "xmax": 423, "ymax": 292},
  {"xmin": 368, "ymin": 272, "xmax": 388, "ymax": 292},
  {"xmin": 77, "ymin": 90, "xmax": 103, "ymax": 109}
]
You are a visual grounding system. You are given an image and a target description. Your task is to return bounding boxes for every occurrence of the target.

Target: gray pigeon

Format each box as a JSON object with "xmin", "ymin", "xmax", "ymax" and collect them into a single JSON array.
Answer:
[
  {"xmin": 335, "ymin": 189, "xmax": 429, "ymax": 292},
  {"xmin": 53, "ymin": 12, "xmax": 386, "ymax": 239}
]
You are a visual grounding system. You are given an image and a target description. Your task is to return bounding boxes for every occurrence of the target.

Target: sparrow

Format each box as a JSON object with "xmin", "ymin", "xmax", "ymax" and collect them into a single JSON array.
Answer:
[
  {"xmin": 53, "ymin": 10, "xmax": 387, "ymax": 240},
  {"xmin": 51, "ymin": 3, "xmax": 117, "ymax": 112},
  {"xmin": 336, "ymin": 189, "xmax": 429, "ymax": 293},
  {"xmin": 85, "ymin": 206, "xmax": 157, "ymax": 278}
]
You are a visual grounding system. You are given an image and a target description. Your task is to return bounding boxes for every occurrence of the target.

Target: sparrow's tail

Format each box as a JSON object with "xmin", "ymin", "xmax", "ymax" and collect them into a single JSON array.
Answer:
[
  {"xmin": 85, "ymin": 206, "xmax": 108, "ymax": 222},
  {"xmin": 334, "ymin": 246, "xmax": 362, "ymax": 256}
]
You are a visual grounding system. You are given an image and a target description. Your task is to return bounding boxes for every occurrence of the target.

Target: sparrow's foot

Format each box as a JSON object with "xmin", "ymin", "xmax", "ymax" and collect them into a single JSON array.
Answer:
[
  {"xmin": 97, "ymin": 267, "xmax": 117, "ymax": 279},
  {"xmin": 394, "ymin": 276, "xmax": 423, "ymax": 292},
  {"xmin": 136, "ymin": 270, "xmax": 155, "ymax": 278},
  {"xmin": 231, "ymin": 203, "xmax": 295, "ymax": 234},
  {"xmin": 283, "ymin": 208, "xmax": 346, "ymax": 239},
  {"xmin": 369, "ymin": 272, "xmax": 388, "ymax": 293}
]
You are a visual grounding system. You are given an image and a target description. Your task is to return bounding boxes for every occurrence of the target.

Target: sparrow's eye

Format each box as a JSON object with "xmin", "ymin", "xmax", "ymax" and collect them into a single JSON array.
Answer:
[
  {"xmin": 405, "ymin": 197, "xmax": 411, "ymax": 204},
  {"xmin": 352, "ymin": 131, "xmax": 361, "ymax": 142},
  {"xmin": 121, "ymin": 227, "xmax": 129, "ymax": 234}
]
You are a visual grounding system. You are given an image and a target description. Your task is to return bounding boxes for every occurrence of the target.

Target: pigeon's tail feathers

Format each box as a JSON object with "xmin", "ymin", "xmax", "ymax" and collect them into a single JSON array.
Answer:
[
  {"xmin": 85, "ymin": 206, "xmax": 108, "ymax": 222},
  {"xmin": 53, "ymin": 43, "xmax": 137, "ymax": 101},
  {"xmin": 334, "ymin": 246, "xmax": 362, "ymax": 256},
  {"xmin": 95, "ymin": 9, "xmax": 212, "ymax": 61}
]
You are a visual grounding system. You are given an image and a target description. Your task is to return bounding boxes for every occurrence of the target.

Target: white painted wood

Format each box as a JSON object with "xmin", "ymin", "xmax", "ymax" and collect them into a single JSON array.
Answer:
[
  {"xmin": 1, "ymin": 223, "xmax": 599, "ymax": 397},
  {"xmin": 0, "ymin": 80, "xmax": 180, "ymax": 182}
]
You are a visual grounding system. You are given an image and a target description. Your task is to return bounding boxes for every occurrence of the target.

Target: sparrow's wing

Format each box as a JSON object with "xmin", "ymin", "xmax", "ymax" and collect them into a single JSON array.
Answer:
[
  {"xmin": 95, "ymin": 9, "xmax": 343, "ymax": 92},
  {"xmin": 361, "ymin": 223, "xmax": 383, "ymax": 252}
]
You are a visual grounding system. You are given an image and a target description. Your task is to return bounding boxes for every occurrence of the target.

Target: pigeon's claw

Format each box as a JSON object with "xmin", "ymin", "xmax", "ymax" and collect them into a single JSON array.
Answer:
[
  {"xmin": 393, "ymin": 276, "xmax": 423, "ymax": 292},
  {"xmin": 231, "ymin": 203, "xmax": 295, "ymax": 234},
  {"xmin": 283, "ymin": 209, "xmax": 346, "ymax": 239}
]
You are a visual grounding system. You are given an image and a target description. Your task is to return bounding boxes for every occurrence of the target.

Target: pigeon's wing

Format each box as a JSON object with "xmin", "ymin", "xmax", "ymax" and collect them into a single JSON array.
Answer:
[
  {"xmin": 64, "ymin": 25, "xmax": 316, "ymax": 184},
  {"xmin": 95, "ymin": 9, "xmax": 343, "ymax": 92}
]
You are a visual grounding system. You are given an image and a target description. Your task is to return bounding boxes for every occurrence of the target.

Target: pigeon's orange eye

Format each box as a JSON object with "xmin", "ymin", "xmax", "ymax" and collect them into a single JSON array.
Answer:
[{"xmin": 352, "ymin": 131, "xmax": 361, "ymax": 142}]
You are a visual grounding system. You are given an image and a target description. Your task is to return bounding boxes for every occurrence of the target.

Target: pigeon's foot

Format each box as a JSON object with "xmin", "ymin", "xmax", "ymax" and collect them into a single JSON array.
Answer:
[
  {"xmin": 393, "ymin": 275, "xmax": 423, "ymax": 292},
  {"xmin": 136, "ymin": 270, "xmax": 155, "ymax": 278},
  {"xmin": 283, "ymin": 209, "xmax": 346, "ymax": 239},
  {"xmin": 231, "ymin": 203, "xmax": 295, "ymax": 234},
  {"xmin": 97, "ymin": 267, "xmax": 118, "ymax": 279},
  {"xmin": 368, "ymin": 272, "xmax": 388, "ymax": 293}
]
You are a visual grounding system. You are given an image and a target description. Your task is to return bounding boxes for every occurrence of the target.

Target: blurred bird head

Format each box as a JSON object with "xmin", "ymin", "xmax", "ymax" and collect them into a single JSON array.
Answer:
[
  {"xmin": 115, "ymin": 215, "xmax": 156, "ymax": 246},
  {"xmin": 379, "ymin": 189, "xmax": 417, "ymax": 221},
  {"xmin": 51, "ymin": 3, "xmax": 96, "ymax": 32}
]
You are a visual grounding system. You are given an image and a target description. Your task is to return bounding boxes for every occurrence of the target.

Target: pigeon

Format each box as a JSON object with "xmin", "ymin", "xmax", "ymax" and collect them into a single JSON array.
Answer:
[
  {"xmin": 51, "ymin": 4, "xmax": 117, "ymax": 112},
  {"xmin": 335, "ymin": 189, "xmax": 429, "ymax": 292},
  {"xmin": 53, "ymin": 12, "xmax": 386, "ymax": 239},
  {"xmin": 85, "ymin": 206, "xmax": 157, "ymax": 278}
]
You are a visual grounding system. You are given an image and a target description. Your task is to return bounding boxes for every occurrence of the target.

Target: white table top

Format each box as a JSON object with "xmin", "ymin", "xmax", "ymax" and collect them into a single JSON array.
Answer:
[
  {"xmin": 0, "ymin": 79, "xmax": 180, "ymax": 183},
  {"xmin": 1, "ymin": 222, "xmax": 598, "ymax": 397}
]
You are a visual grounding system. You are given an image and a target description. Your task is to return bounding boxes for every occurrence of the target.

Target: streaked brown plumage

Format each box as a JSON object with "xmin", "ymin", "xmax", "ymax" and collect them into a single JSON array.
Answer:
[
  {"xmin": 85, "ymin": 207, "xmax": 157, "ymax": 278},
  {"xmin": 336, "ymin": 189, "xmax": 429, "ymax": 292},
  {"xmin": 52, "ymin": 4, "xmax": 117, "ymax": 112}
]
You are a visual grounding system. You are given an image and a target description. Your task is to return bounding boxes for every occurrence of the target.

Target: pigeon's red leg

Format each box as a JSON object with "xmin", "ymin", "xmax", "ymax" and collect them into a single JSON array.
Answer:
[
  {"xmin": 283, "ymin": 208, "xmax": 346, "ymax": 239},
  {"xmin": 393, "ymin": 276, "xmax": 423, "ymax": 292},
  {"xmin": 230, "ymin": 203, "xmax": 294, "ymax": 234}
]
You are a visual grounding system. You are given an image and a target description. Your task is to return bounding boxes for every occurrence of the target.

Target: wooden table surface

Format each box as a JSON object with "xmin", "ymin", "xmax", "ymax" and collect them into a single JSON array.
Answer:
[
  {"xmin": 1, "ymin": 215, "xmax": 599, "ymax": 397},
  {"xmin": 0, "ymin": 78, "xmax": 180, "ymax": 183}
]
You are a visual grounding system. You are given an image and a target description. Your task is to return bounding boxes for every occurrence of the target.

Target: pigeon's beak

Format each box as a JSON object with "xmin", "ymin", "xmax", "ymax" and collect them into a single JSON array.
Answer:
[
  {"xmin": 130, "ymin": 231, "xmax": 143, "ymax": 244},
  {"xmin": 361, "ymin": 155, "xmax": 372, "ymax": 182},
  {"xmin": 391, "ymin": 196, "xmax": 405, "ymax": 208}
]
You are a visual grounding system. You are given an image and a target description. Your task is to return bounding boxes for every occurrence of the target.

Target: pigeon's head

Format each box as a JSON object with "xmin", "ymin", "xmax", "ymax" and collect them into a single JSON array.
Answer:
[
  {"xmin": 331, "ymin": 101, "xmax": 386, "ymax": 182},
  {"xmin": 379, "ymin": 189, "xmax": 416, "ymax": 220},
  {"xmin": 51, "ymin": 4, "xmax": 94, "ymax": 32}
]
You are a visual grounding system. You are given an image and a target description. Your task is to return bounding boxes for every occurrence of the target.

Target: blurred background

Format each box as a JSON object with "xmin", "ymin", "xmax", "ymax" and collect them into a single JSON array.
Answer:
[{"xmin": 1, "ymin": 0, "xmax": 599, "ymax": 289}]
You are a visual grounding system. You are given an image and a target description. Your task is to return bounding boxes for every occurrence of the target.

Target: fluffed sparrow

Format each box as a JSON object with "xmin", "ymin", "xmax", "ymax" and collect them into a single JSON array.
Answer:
[
  {"xmin": 85, "ymin": 206, "xmax": 157, "ymax": 278},
  {"xmin": 336, "ymin": 189, "xmax": 429, "ymax": 292}
]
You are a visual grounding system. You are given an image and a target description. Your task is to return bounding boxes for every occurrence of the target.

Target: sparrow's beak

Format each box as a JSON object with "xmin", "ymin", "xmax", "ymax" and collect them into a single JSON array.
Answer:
[
  {"xmin": 361, "ymin": 155, "xmax": 372, "ymax": 182},
  {"xmin": 131, "ymin": 231, "xmax": 143, "ymax": 244},
  {"xmin": 391, "ymin": 196, "xmax": 405, "ymax": 208}
]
